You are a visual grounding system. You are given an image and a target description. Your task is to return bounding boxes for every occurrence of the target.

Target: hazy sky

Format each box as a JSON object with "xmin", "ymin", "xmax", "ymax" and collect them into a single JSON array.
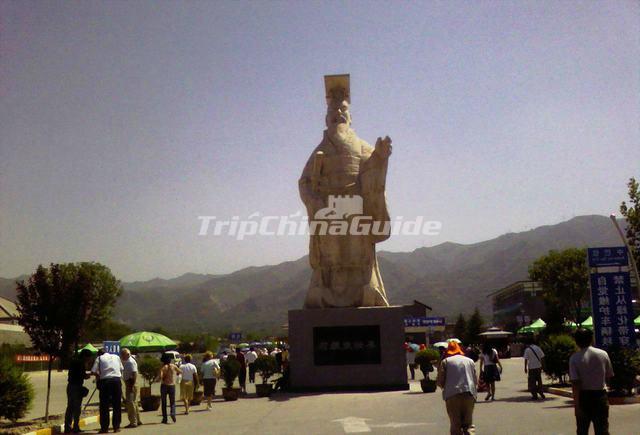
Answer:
[{"xmin": 1, "ymin": 1, "xmax": 638, "ymax": 281}]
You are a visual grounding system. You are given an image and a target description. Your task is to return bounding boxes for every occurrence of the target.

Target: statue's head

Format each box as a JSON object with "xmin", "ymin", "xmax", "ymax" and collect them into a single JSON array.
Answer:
[
  {"xmin": 324, "ymin": 74, "xmax": 351, "ymax": 135},
  {"xmin": 326, "ymin": 98, "xmax": 351, "ymax": 133}
]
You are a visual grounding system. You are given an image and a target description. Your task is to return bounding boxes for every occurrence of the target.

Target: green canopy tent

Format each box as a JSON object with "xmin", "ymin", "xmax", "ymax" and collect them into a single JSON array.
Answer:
[
  {"xmin": 517, "ymin": 318, "xmax": 546, "ymax": 334},
  {"xmin": 581, "ymin": 316, "xmax": 594, "ymax": 330},
  {"xmin": 76, "ymin": 343, "xmax": 99, "ymax": 354},
  {"xmin": 635, "ymin": 315, "xmax": 640, "ymax": 327},
  {"xmin": 564, "ymin": 321, "xmax": 578, "ymax": 330},
  {"xmin": 119, "ymin": 331, "xmax": 177, "ymax": 352}
]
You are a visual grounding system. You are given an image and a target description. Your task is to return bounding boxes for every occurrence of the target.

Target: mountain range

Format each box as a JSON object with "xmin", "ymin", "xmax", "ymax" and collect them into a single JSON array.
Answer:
[{"xmin": 0, "ymin": 215, "xmax": 625, "ymax": 334}]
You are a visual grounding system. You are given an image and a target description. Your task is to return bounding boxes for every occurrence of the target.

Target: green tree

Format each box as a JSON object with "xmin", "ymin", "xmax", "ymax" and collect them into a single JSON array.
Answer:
[
  {"xmin": 465, "ymin": 308, "xmax": 483, "ymax": 345},
  {"xmin": 16, "ymin": 263, "xmax": 122, "ymax": 421},
  {"xmin": 453, "ymin": 314, "xmax": 466, "ymax": 341},
  {"xmin": 529, "ymin": 248, "xmax": 589, "ymax": 326},
  {"xmin": 82, "ymin": 318, "xmax": 133, "ymax": 343},
  {"xmin": 540, "ymin": 334, "xmax": 577, "ymax": 384},
  {"xmin": 620, "ymin": 177, "xmax": 640, "ymax": 269}
]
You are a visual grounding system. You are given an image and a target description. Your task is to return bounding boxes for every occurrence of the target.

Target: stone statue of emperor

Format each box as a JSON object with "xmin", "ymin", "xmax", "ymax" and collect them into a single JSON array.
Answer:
[{"xmin": 299, "ymin": 74, "xmax": 393, "ymax": 309}]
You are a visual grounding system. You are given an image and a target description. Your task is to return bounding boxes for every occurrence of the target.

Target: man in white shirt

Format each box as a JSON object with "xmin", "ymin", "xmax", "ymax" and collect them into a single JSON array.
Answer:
[
  {"xmin": 91, "ymin": 350, "xmax": 124, "ymax": 433},
  {"xmin": 120, "ymin": 349, "xmax": 142, "ymax": 428},
  {"xmin": 179, "ymin": 355, "xmax": 199, "ymax": 415},
  {"xmin": 437, "ymin": 341, "xmax": 477, "ymax": 435},
  {"xmin": 569, "ymin": 329, "xmax": 614, "ymax": 435},
  {"xmin": 523, "ymin": 338, "xmax": 546, "ymax": 400},
  {"xmin": 246, "ymin": 347, "xmax": 258, "ymax": 383}
]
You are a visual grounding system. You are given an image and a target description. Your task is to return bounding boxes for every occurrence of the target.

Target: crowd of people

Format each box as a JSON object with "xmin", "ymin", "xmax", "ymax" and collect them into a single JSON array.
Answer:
[
  {"xmin": 407, "ymin": 329, "xmax": 613, "ymax": 435},
  {"xmin": 63, "ymin": 344, "xmax": 288, "ymax": 433}
]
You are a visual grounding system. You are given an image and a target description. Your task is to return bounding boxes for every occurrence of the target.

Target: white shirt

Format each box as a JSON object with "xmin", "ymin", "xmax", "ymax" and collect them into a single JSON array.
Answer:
[
  {"xmin": 245, "ymin": 351, "xmax": 258, "ymax": 364},
  {"xmin": 523, "ymin": 345, "xmax": 545, "ymax": 370},
  {"xmin": 122, "ymin": 356, "xmax": 138, "ymax": 382},
  {"xmin": 201, "ymin": 359, "xmax": 220, "ymax": 379},
  {"xmin": 569, "ymin": 346, "xmax": 614, "ymax": 391},
  {"xmin": 439, "ymin": 355, "xmax": 478, "ymax": 400},
  {"xmin": 92, "ymin": 353, "xmax": 123, "ymax": 380},
  {"xmin": 406, "ymin": 350, "xmax": 416, "ymax": 365},
  {"xmin": 481, "ymin": 349, "xmax": 498, "ymax": 366},
  {"xmin": 180, "ymin": 363, "xmax": 197, "ymax": 382}
]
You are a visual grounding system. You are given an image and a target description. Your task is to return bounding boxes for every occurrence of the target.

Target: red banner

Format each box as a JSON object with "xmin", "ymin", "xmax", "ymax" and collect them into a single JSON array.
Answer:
[{"xmin": 15, "ymin": 354, "xmax": 52, "ymax": 363}]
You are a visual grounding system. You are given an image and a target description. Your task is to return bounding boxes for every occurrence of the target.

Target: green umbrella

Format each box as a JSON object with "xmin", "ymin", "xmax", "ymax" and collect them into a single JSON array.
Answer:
[
  {"xmin": 564, "ymin": 320, "xmax": 578, "ymax": 330},
  {"xmin": 518, "ymin": 318, "xmax": 546, "ymax": 334},
  {"xmin": 238, "ymin": 343, "xmax": 249, "ymax": 348},
  {"xmin": 634, "ymin": 315, "xmax": 640, "ymax": 327},
  {"xmin": 76, "ymin": 343, "xmax": 98, "ymax": 354},
  {"xmin": 581, "ymin": 316, "xmax": 594, "ymax": 330},
  {"xmin": 119, "ymin": 331, "xmax": 177, "ymax": 352}
]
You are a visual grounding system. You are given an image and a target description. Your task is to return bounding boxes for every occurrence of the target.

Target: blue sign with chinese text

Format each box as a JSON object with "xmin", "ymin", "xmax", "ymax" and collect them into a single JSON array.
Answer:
[
  {"xmin": 229, "ymin": 332, "xmax": 242, "ymax": 342},
  {"xmin": 589, "ymin": 272, "xmax": 636, "ymax": 348},
  {"xmin": 103, "ymin": 341, "xmax": 120, "ymax": 355},
  {"xmin": 404, "ymin": 317, "xmax": 445, "ymax": 327},
  {"xmin": 588, "ymin": 247, "xmax": 628, "ymax": 267}
]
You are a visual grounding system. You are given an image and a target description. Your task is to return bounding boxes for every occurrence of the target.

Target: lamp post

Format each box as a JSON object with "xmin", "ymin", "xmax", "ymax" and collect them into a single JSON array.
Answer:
[{"xmin": 610, "ymin": 213, "xmax": 640, "ymax": 294}]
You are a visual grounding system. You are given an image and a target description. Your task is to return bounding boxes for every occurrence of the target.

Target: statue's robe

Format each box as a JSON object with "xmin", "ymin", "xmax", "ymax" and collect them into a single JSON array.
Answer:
[{"xmin": 299, "ymin": 129, "xmax": 391, "ymax": 308}]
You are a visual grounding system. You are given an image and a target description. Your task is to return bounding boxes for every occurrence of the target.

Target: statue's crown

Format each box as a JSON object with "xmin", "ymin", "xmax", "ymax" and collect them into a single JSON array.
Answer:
[{"xmin": 324, "ymin": 74, "xmax": 350, "ymax": 104}]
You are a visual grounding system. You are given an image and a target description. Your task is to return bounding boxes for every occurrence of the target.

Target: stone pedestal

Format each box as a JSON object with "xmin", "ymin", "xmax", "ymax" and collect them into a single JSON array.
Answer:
[{"xmin": 288, "ymin": 305, "xmax": 408, "ymax": 391}]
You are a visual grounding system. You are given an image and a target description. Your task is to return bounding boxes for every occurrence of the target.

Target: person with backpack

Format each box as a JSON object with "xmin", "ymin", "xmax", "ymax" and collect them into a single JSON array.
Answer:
[{"xmin": 523, "ymin": 337, "xmax": 546, "ymax": 400}]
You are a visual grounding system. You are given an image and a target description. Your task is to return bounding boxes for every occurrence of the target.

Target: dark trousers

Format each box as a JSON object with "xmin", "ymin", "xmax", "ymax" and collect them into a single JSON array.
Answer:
[
  {"xmin": 527, "ymin": 368, "xmax": 544, "ymax": 397},
  {"xmin": 238, "ymin": 366, "xmax": 247, "ymax": 387},
  {"xmin": 576, "ymin": 390, "xmax": 609, "ymax": 435},
  {"xmin": 248, "ymin": 363, "xmax": 256, "ymax": 383},
  {"xmin": 64, "ymin": 384, "xmax": 83, "ymax": 431},
  {"xmin": 160, "ymin": 384, "xmax": 176, "ymax": 421},
  {"xmin": 98, "ymin": 378, "xmax": 122, "ymax": 431}
]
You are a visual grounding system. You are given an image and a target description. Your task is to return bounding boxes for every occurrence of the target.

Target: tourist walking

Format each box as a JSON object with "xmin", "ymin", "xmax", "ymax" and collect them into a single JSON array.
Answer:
[
  {"xmin": 120, "ymin": 348, "xmax": 142, "ymax": 428},
  {"xmin": 523, "ymin": 338, "xmax": 546, "ymax": 400},
  {"xmin": 437, "ymin": 341, "xmax": 477, "ymax": 435},
  {"xmin": 569, "ymin": 329, "xmax": 614, "ymax": 435},
  {"xmin": 91, "ymin": 350, "xmax": 124, "ymax": 433},
  {"xmin": 479, "ymin": 343, "xmax": 502, "ymax": 401},
  {"xmin": 179, "ymin": 354, "xmax": 198, "ymax": 415},
  {"xmin": 406, "ymin": 344, "xmax": 416, "ymax": 380},
  {"xmin": 236, "ymin": 348, "xmax": 247, "ymax": 393},
  {"xmin": 159, "ymin": 353, "xmax": 182, "ymax": 424},
  {"xmin": 64, "ymin": 349, "xmax": 91, "ymax": 434},
  {"xmin": 246, "ymin": 347, "xmax": 258, "ymax": 383},
  {"xmin": 201, "ymin": 351, "xmax": 220, "ymax": 410}
]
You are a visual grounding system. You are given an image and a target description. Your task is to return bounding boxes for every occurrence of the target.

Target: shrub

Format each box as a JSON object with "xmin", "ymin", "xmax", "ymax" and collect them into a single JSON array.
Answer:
[
  {"xmin": 415, "ymin": 348, "xmax": 440, "ymax": 380},
  {"xmin": 607, "ymin": 346, "xmax": 640, "ymax": 396},
  {"xmin": 220, "ymin": 354, "xmax": 241, "ymax": 388},
  {"xmin": 253, "ymin": 355, "xmax": 277, "ymax": 383},
  {"xmin": 0, "ymin": 357, "xmax": 34, "ymax": 422},
  {"xmin": 139, "ymin": 356, "xmax": 162, "ymax": 387},
  {"xmin": 540, "ymin": 334, "xmax": 577, "ymax": 384}
]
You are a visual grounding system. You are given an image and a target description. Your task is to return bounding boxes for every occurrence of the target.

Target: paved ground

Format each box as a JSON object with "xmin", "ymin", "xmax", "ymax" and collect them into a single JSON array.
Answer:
[{"xmin": 23, "ymin": 357, "xmax": 640, "ymax": 434}]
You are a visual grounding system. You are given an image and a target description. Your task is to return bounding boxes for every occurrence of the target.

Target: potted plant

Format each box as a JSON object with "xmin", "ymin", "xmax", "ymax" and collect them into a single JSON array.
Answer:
[
  {"xmin": 415, "ymin": 348, "xmax": 439, "ymax": 393},
  {"xmin": 253, "ymin": 354, "xmax": 277, "ymax": 397},
  {"xmin": 138, "ymin": 356, "xmax": 162, "ymax": 411},
  {"xmin": 606, "ymin": 346, "xmax": 640, "ymax": 403},
  {"xmin": 220, "ymin": 354, "xmax": 241, "ymax": 401}
]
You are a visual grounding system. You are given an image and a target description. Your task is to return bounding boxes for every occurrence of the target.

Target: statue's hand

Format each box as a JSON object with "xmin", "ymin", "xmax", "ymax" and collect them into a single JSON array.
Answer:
[{"xmin": 375, "ymin": 136, "xmax": 392, "ymax": 159}]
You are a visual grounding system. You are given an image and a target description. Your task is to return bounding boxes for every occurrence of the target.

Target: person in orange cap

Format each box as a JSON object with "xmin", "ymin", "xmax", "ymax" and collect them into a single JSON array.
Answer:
[
  {"xmin": 437, "ymin": 341, "xmax": 477, "ymax": 434},
  {"xmin": 445, "ymin": 341, "xmax": 465, "ymax": 357}
]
